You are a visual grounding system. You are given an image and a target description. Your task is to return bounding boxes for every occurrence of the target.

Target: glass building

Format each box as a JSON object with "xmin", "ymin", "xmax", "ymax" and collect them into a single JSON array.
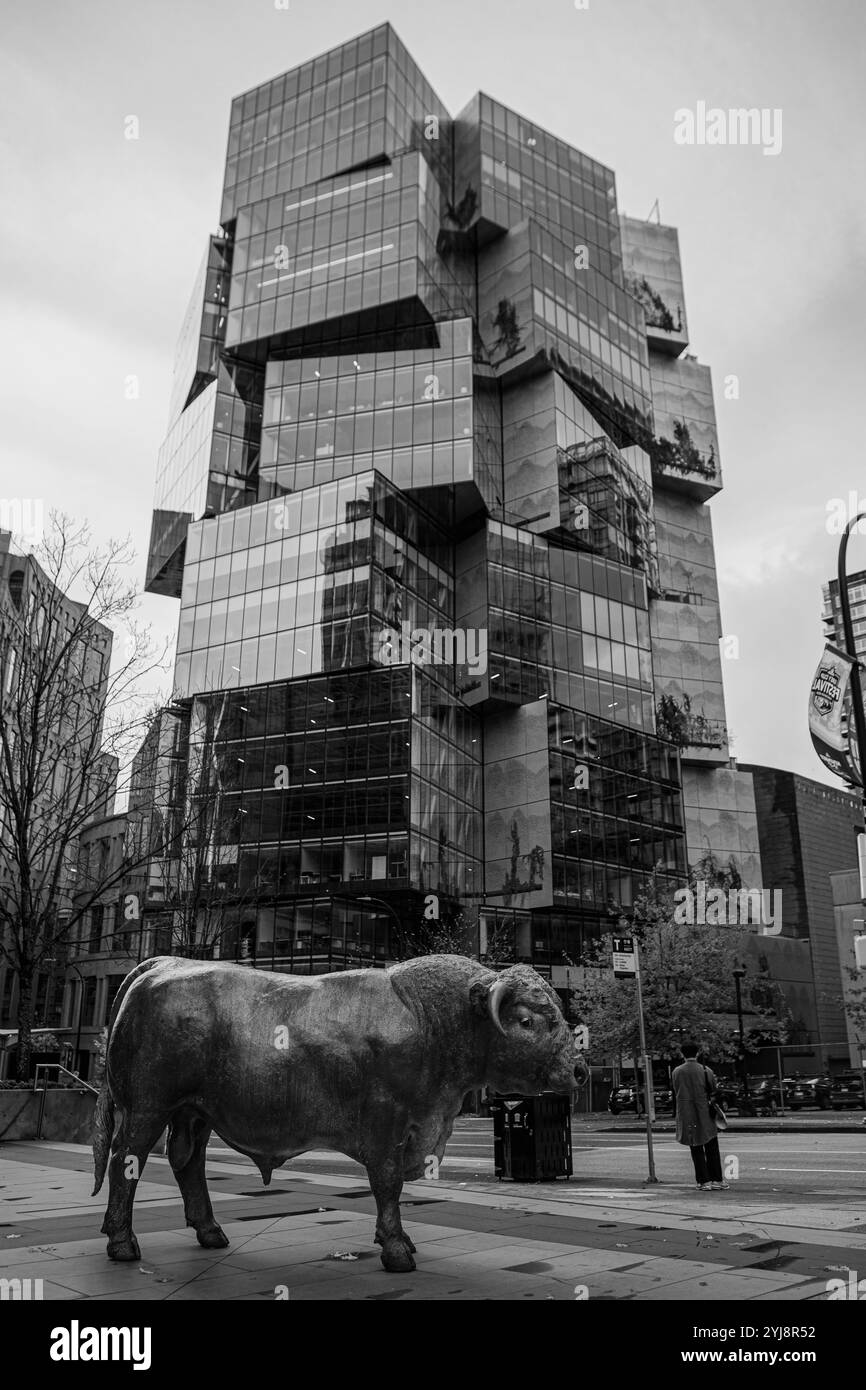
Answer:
[{"xmin": 145, "ymin": 23, "xmax": 762, "ymax": 987}]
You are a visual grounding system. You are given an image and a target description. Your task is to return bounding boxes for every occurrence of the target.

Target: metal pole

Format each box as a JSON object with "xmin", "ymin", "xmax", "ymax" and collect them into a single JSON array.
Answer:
[
  {"xmin": 634, "ymin": 940, "xmax": 658, "ymax": 1183},
  {"xmin": 733, "ymin": 967, "xmax": 748, "ymax": 1109},
  {"xmin": 36, "ymin": 1065, "xmax": 47, "ymax": 1141},
  {"xmin": 776, "ymin": 1044, "xmax": 786, "ymax": 1117},
  {"xmin": 74, "ymin": 977, "xmax": 84, "ymax": 1074},
  {"xmin": 837, "ymin": 517, "xmax": 866, "ymax": 1111},
  {"xmin": 837, "ymin": 512, "xmax": 866, "ymax": 795}
]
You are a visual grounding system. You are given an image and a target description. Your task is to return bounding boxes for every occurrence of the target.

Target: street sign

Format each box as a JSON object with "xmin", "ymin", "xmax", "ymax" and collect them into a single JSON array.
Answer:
[
  {"xmin": 612, "ymin": 936, "xmax": 636, "ymax": 978},
  {"xmin": 573, "ymin": 1024, "xmax": 589, "ymax": 1051}
]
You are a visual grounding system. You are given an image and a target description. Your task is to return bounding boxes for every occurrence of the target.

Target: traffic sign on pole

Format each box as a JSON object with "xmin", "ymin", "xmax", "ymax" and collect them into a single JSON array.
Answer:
[{"xmin": 612, "ymin": 936, "xmax": 636, "ymax": 978}]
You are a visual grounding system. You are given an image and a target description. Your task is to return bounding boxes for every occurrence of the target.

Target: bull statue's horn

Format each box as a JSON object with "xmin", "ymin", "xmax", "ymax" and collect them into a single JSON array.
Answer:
[{"xmin": 488, "ymin": 977, "xmax": 510, "ymax": 1034}]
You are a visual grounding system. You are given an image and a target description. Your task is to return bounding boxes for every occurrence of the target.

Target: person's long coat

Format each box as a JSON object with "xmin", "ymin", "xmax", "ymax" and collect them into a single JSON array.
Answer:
[{"xmin": 672, "ymin": 1058, "xmax": 718, "ymax": 1147}]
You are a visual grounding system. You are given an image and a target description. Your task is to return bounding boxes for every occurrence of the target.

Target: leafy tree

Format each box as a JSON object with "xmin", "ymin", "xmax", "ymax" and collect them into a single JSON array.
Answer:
[
  {"xmin": 402, "ymin": 908, "xmax": 477, "ymax": 959},
  {"xmin": 828, "ymin": 966, "xmax": 866, "ymax": 1061},
  {"xmin": 570, "ymin": 873, "xmax": 786, "ymax": 1065}
]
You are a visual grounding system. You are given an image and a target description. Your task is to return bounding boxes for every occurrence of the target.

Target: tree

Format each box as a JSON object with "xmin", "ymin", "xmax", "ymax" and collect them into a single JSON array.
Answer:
[
  {"xmin": 831, "ymin": 966, "xmax": 866, "ymax": 1060},
  {"xmin": 401, "ymin": 908, "xmax": 477, "ymax": 959},
  {"xmin": 570, "ymin": 874, "xmax": 786, "ymax": 1065},
  {"xmin": 0, "ymin": 516, "xmax": 172, "ymax": 1078}
]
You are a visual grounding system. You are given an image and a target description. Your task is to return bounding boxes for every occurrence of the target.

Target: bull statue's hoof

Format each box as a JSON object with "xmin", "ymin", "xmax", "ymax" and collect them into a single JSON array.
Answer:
[
  {"xmin": 106, "ymin": 1235, "xmax": 141, "ymax": 1262},
  {"xmin": 379, "ymin": 1240, "xmax": 416, "ymax": 1273},
  {"xmin": 195, "ymin": 1224, "xmax": 230, "ymax": 1250}
]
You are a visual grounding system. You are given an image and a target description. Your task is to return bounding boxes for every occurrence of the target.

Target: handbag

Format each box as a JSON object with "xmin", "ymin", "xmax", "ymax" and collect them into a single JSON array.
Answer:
[{"xmin": 704, "ymin": 1066, "xmax": 728, "ymax": 1130}]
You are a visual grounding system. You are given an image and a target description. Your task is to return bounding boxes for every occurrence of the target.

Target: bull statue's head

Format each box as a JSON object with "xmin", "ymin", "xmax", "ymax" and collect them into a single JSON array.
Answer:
[{"xmin": 472, "ymin": 964, "xmax": 589, "ymax": 1096}]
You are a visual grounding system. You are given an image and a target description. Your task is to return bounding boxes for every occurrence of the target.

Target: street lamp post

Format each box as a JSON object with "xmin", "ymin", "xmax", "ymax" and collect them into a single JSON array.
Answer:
[
  {"xmin": 837, "ymin": 513, "xmax": 866, "ymax": 1082},
  {"xmin": 68, "ymin": 964, "xmax": 86, "ymax": 1076},
  {"xmin": 733, "ymin": 965, "xmax": 748, "ymax": 1107},
  {"xmin": 321, "ymin": 891, "xmax": 405, "ymax": 966},
  {"xmin": 836, "ymin": 512, "xmax": 866, "ymax": 802}
]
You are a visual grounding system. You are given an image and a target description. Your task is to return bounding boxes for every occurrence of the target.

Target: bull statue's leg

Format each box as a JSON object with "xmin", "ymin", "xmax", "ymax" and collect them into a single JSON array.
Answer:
[
  {"xmin": 367, "ymin": 1152, "xmax": 416, "ymax": 1273},
  {"xmin": 101, "ymin": 1109, "xmax": 167, "ymax": 1262},
  {"xmin": 167, "ymin": 1109, "xmax": 229, "ymax": 1250}
]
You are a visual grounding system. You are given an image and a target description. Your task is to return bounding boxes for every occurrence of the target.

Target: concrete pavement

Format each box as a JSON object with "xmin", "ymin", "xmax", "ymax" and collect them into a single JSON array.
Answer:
[{"xmin": 1, "ymin": 1132, "xmax": 864, "ymax": 1301}]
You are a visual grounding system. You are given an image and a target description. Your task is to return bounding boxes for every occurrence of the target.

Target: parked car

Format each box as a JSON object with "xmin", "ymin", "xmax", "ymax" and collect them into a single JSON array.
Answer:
[
  {"xmin": 608, "ymin": 1084, "xmax": 673, "ymax": 1115},
  {"xmin": 706, "ymin": 1079, "xmax": 740, "ymax": 1111},
  {"xmin": 827, "ymin": 1071, "xmax": 866, "ymax": 1109},
  {"xmin": 786, "ymin": 1076, "xmax": 833, "ymax": 1110},
  {"xmin": 745, "ymin": 1075, "xmax": 785, "ymax": 1113}
]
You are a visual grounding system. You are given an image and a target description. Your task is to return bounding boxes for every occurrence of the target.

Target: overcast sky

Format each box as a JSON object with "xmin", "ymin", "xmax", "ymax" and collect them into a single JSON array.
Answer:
[{"xmin": 2, "ymin": 0, "xmax": 864, "ymax": 784}]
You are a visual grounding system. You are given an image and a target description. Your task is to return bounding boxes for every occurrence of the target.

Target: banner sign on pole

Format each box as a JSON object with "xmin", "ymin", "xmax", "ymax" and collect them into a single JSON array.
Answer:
[{"xmin": 808, "ymin": 644, "xmax": 862, "ymax": 787}]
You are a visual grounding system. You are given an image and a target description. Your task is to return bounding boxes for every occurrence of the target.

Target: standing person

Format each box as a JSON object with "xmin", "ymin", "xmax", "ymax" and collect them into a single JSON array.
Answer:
[{"xmin": 672, "ymin": 1043, "xmax": 729, "ymax": 1191}]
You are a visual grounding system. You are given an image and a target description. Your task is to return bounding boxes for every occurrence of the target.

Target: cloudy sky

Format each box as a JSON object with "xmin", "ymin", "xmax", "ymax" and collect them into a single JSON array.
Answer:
[{"xmin": 2, "ymin": 0, "xmax": 864, "ymax": 783}]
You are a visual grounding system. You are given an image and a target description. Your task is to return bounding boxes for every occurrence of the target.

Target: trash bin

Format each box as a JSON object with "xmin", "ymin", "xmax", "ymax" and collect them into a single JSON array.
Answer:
[{"xmin": 489, "ymin": 1092, "xmax": 573, "ymax": 1181}]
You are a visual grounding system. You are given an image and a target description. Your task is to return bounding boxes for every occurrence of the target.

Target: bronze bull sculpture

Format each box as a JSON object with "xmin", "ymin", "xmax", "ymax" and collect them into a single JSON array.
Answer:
[{"xmin": 93, "ymin": 953, "xmax": 587, "ymax": 1272}]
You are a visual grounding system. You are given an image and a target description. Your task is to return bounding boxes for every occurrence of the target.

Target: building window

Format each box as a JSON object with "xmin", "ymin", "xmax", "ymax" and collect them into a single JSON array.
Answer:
[
  {"xmin": 82, "ymin": 977, "xmax": 98, "ymax": 1029},
  {"xmin": 104, "ymin": 974, "xmax": 126, "ymax": 1025},
  {"xmin": 88, "ymin": 905, "xmax": 104, "ymax": 954},
  {"xmin": 0, "ymin": 970, "xmax": 14, "ymax": 1026}
]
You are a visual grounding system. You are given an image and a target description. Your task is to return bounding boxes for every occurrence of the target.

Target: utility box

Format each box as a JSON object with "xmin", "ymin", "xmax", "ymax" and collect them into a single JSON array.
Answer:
[{"xmin": 490, "ymin": 1093, "xmax": 573, "ymax": 1181}]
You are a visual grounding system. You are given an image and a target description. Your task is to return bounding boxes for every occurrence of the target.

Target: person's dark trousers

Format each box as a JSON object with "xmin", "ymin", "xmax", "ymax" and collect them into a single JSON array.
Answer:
[{"xmin": 690, "ymin": 1137, "xmax": 723, "ymax": 1184}]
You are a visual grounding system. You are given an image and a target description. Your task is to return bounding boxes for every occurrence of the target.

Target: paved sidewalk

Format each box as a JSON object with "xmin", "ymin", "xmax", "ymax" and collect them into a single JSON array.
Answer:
[{"xmin": 1, "ymin": 1141, "xmax": 864, "ymax": 1301}]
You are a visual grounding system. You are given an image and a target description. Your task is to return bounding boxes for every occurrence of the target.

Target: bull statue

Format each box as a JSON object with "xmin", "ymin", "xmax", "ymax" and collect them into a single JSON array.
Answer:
[{"xmin": 93, "ymin": 954, "xmax": 587, "ymax": 1272}]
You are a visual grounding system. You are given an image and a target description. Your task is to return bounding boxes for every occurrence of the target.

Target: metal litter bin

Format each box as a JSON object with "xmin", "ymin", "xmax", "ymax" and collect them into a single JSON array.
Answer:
[{"xmin": 489, "ymin": 1092, "xmax": 573, "ymax": 1181}]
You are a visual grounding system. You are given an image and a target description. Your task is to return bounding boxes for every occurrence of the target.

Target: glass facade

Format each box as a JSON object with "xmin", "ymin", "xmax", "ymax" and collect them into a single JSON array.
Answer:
[
  {"xmin": 620, "ymin": 215, "xmax": 689, "ymax": 356},
  {"xmin": 144, "ymin": 22, "xmax": 767, "ymax": 987},
  {"xmin": 649, "ymin": 355, "xmax": 722, "ymax": 499},
  {"xmin": 225, "ymin": 155, "xmax": 457, "ymax": 352},
  {"xmin": 548, "ymin": 703, "xmax": 685, "ymax": 916},
  {"xmin": 475, "ymin": 520, "xmax": 655, "ymax": 732},
  {"xmin": 220, "ymin": 25, "xmax": 451, "ymax": 229},
  {"xmin": 174, "ymin": 471, "xmax": 454, "ymax": 699},
  {"xmin": 259, "ymin": 319, "xmax": 475, "ymax": 496}
]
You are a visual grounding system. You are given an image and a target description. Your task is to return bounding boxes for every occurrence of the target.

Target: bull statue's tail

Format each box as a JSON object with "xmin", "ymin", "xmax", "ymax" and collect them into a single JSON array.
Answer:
[
  {"xmin": 90, "ymin": 955, "xmax": 166, "ymax": 1196},
  {"xmin": 91, "ymin": 1079, "xmax": 114, "ymax": 1196}
]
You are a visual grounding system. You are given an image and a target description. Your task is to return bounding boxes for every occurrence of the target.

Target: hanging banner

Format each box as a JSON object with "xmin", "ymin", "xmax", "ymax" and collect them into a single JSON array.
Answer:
[{"xmin": 808, "ymin": 644, "xmax": 862, "ymax": 787}]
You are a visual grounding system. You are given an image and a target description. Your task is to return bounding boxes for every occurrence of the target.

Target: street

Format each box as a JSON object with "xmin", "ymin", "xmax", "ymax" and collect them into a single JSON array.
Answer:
[
  {"xmin": 225, "ymin": 1117, "xmax": 866, "ymax": 1203},
  {"xmin": 2, "ymin": 1119, "xmax": 865, "ymax": 1301}
]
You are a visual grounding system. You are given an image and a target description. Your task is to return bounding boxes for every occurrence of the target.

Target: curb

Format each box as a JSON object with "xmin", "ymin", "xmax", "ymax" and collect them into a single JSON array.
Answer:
[{"xmin": 574, "ymin": 1120, "xmax": 866, "ymax": 1134}]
